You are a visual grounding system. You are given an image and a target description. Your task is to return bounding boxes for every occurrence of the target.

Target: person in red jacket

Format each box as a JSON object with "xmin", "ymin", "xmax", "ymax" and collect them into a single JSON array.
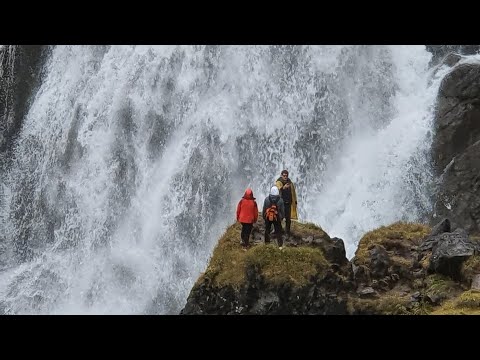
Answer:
[{"xmin": 236, "ymin": 188, "xmax": 259, "ymax": 250}]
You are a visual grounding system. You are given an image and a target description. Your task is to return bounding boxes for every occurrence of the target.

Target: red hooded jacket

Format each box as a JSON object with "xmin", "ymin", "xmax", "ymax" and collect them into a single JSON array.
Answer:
[{"xmin": 236, "ymin": 188, "xmax": 259, "ymax": 224}]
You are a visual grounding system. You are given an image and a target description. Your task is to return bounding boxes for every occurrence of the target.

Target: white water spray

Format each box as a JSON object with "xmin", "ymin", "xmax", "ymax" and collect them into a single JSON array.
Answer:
[{"xmin": 306, "ymin": 46, "xmax": 450, "ymax": 258}]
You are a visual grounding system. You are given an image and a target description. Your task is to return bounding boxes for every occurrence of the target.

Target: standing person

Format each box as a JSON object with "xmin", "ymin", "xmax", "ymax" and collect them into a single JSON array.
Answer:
[
  {"xmin": 263, "ymin": 186, "xmax": 285, "ymax": 249},
  {"xmin": 275, "ymin": 169, "xmax": 298, "ymax": 237},
  {"xmin": 236, "ymin": 188, "xmax": 259, "ymax": 250}
]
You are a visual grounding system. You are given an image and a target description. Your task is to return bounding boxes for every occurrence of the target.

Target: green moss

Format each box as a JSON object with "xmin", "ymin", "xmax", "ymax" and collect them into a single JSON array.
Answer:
[
  {"xmin": 350, "ymin": 294, "xmax": 412, "ymax": 315},
  {"xmin": 420, "ymin": 253, "xmax": 431, "ymax": 270},
  {"xmin": 246, "ymin": 245, "xmax": 328, "ymax": 286},
  {"xmin": 361, "ymin": 275, "xmax": 464, "ymax": 315},
  {"xmin": 431, "ymin": 307, "xmax": 480, "ymax": 315},
  {"xmin": 199, "ymin": 220, "xmax": 328, "ymax": 289},
  {"xmin": 424, "ymin": 274, "xmax": 458, "ymax": 299},
  {"xmin": 431, "ymin": 290, "xmax": 480, "ymax": 315},
  {"xmin": 409, "ymin": 301, "xmax": 433, "ymax": 315},
  {"xmin": 470, "ymin": 235, "xmax": 480, "ymax": 244},
  {"xmin": 461, "ymin": 255, "xmax": 480, "ymax": 282},
  {"xmin": 200, "ymin": 222, "xmax": 248, "ymax": 289},
  {"xmin": 292, "ymin": 221, "xmax": 329, "ymax": 240},
  {"xmin": 412, "ymin": 278, "xmax": 424, "ymax": 289},
  {"xmin": 391, "ymin": 255, "xmax": 413, "ymax": 268},
  {"xmin": 355, "ymin": 222, "xmax": 430, "ymax": 266},
  {"xmin": 457, "ymin": 290, "xmax": 480, "ymax": 308},
  {"xmin": 351, "ymin": 291, "xmax": 436, "ymax": 315}
]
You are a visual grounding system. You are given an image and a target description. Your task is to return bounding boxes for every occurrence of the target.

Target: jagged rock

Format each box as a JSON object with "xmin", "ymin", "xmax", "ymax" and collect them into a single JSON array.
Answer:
[
  {"xmin": 442, "ymin": 53, "xmax": 463, "ymax": 67},
  {"xmin": 428, "ymin": 228, "xmax": 477, "ymax": 279},
  {"xmin": 411, "ymin": 291, "xmax": 422, "ymax": 302},
  {"xmin": 326, "ymin": 237, "xmax": 348, "ymax": 266},
  {"xmin": 354, "ymin": 223, "xmax": 430, "ymax": 289},
  {"xmin": 369, "ymin": 245, "xmax": 390, "ymax": 278},
  {"xmin": 352, "ymin": 263, "xmax": 371, "ymax": 285},
  {"xmin": 419, "ymin": 238, "xmax": 436, "ymax": 252},
  {"xmin": 430, "ymin": 218, "xmax": 452, "ymax": 236},
  {"xmin": 357, "ymin": 286, "xmax": 377, "ymax": 298},
  {"xmin": 425, "ymin": 293, "xmax": 442, "ymax": 305},
  {"xmin": 420, "ymin": 218, "xmax": 452, "ymax": 251},
  {"xmin": 439, "ymin": 63, "xmax": 480, "ymax": 99}
]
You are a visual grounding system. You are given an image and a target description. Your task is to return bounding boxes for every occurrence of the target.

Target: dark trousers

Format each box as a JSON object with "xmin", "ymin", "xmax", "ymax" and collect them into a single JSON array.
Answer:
[
  {"xmin": 284, "ymin": 202, "xmax": 291, "ymax": 235},
  {"xmin": 241, "ymin": 223, "xmax": 253, "ymax": 247},
  {"xmin": 265, "ymin": 220, "xmax": 283, "ymax": 247}
]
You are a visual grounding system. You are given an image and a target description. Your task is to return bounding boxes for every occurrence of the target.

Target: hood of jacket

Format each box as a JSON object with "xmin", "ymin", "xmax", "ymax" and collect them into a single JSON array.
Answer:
[{"xmin": 243, "ymin": 188, "xmax": 255, "ymax": 200}]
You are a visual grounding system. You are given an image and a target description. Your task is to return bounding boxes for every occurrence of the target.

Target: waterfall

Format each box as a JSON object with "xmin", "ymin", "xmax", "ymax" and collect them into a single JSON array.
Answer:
[{"xmin": 0, "ymin": 45, "xmax": 447, "ymax": 314}]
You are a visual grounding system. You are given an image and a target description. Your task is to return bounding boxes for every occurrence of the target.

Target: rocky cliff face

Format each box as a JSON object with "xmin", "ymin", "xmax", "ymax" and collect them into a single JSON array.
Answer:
[{"xmin": 431, "ymin": 54, "xmax": 480, "ymax": 234}]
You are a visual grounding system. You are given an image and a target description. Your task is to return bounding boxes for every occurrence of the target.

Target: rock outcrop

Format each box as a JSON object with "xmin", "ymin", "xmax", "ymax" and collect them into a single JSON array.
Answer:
[
  {"xmin": 181, "ymin": 218, "xmax": 480, "ymax": 315},
  {"xmin": 181, "ymin": 217, "xmax": 354, "ymax": 314},
  {"xmin": 351, "ymin": 219, "xmax": 480, "ymax": 314}
]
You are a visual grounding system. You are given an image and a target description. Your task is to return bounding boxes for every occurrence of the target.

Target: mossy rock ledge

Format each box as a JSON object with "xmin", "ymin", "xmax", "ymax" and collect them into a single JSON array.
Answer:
[{"xmin": 181, "ymin": 217, "xmax": 480, "ymax": 315}]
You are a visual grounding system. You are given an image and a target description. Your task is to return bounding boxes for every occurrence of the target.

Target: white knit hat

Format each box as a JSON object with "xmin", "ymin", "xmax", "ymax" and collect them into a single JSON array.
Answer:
[{"xmin": 270, "ymin": 186, "xmax": 279, "ymax": 196}]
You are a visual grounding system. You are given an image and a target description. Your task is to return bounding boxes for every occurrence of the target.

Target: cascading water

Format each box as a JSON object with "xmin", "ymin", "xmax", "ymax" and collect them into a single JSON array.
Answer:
[
  {"xmin": 0, "ymin": 45, "xmax": 447, "ymax": 314},
  {"xmin": 306, "ymin": 46, "xmax": 451, "ymax": 257}
]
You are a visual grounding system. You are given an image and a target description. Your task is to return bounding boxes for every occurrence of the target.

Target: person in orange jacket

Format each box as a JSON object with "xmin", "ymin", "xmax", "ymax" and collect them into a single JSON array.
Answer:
[{"xmin": 236, "ymin": 188, "xmax": 259, "ymax": 250}]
